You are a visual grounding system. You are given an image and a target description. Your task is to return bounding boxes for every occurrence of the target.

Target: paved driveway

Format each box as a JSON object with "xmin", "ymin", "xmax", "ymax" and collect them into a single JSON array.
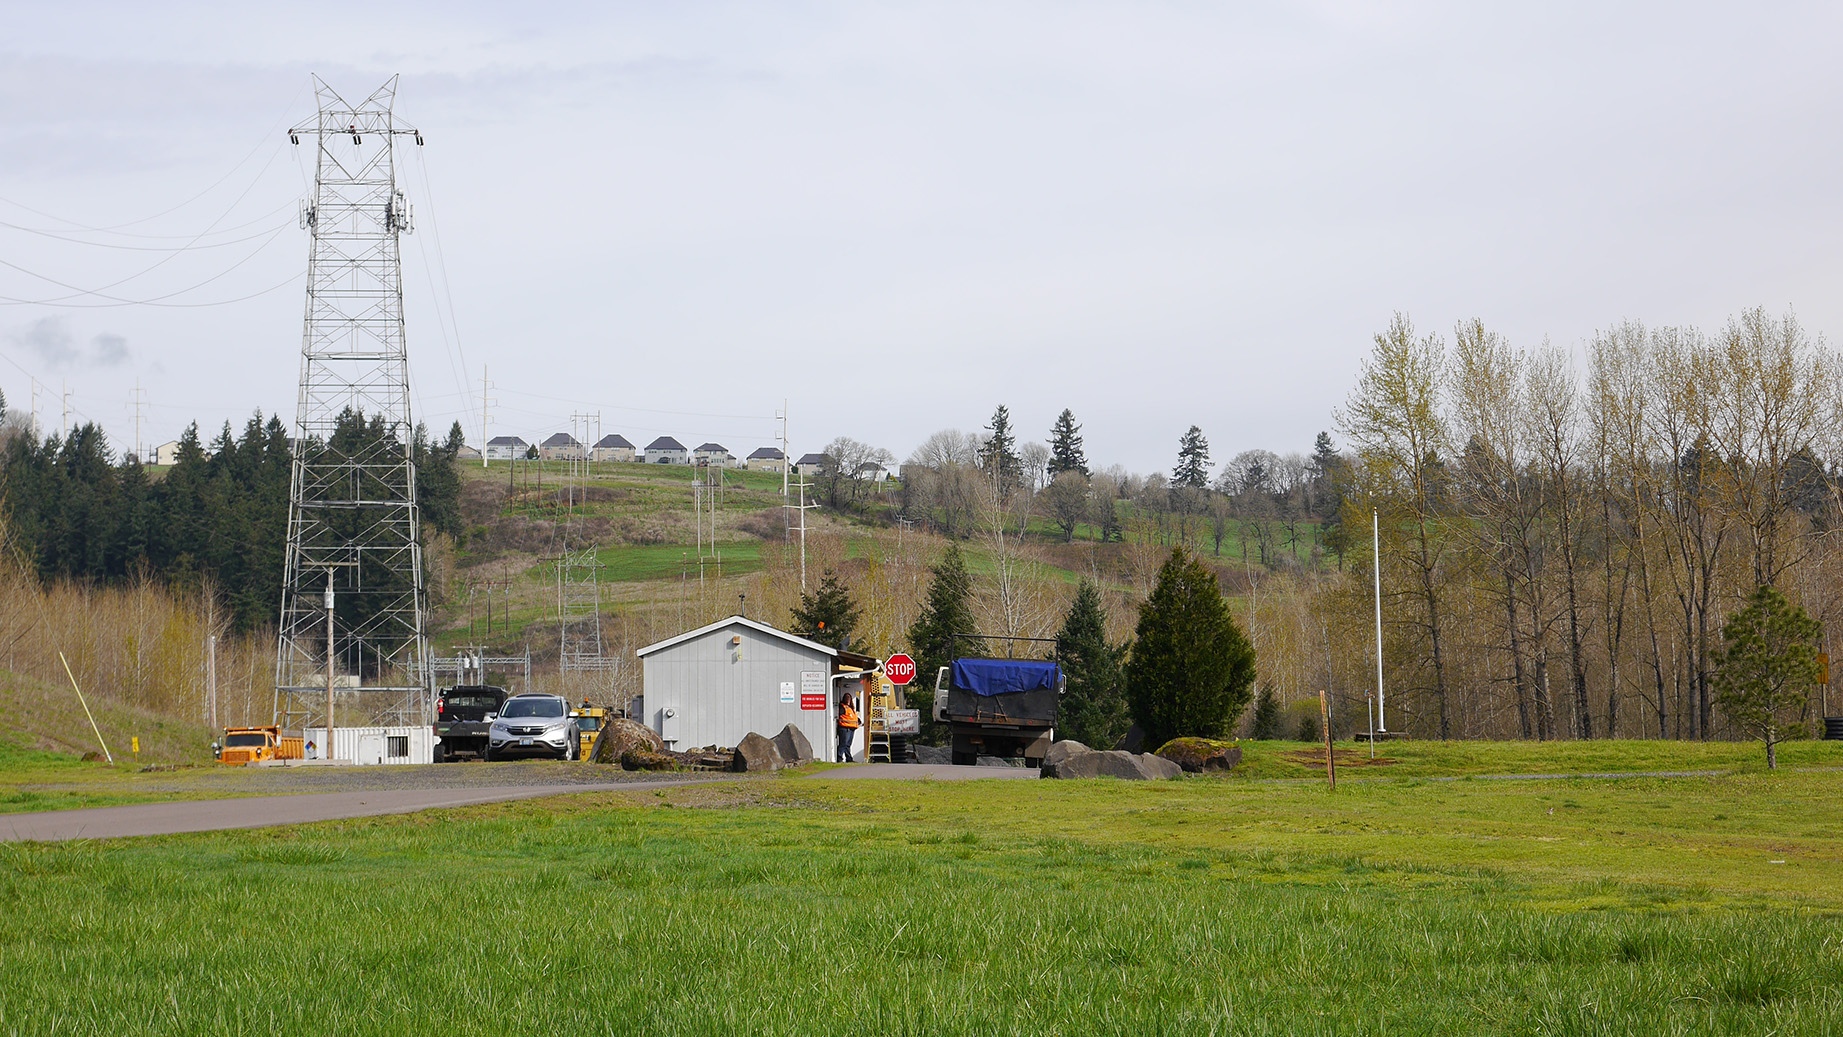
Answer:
[{"xmin": 0, "ymin": 779, "xmax": 719, "ymax": 843}]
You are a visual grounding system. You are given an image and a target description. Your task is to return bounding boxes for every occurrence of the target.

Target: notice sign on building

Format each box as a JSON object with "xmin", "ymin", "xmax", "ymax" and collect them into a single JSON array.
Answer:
[
  {"xmin": 800, "ymin": 670, "xmax": 827, "ymax": 710},
  {"xmin": 780, "ymin": 681, "xmax": 796, "ymax": 704}
]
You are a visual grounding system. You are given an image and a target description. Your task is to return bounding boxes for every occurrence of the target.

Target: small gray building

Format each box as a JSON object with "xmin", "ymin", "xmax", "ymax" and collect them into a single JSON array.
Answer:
[{"xmin": 636, "ymin": 616, "xmax": 877, "ymax": 755}]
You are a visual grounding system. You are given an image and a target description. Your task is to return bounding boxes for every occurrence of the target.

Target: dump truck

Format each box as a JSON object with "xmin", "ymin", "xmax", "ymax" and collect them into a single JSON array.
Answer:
[
  {"xmin": 214, "ymin": 726, "xmax": 305, "ymax": 765},
  {"xmin": 432, "ymin": 685, "xmax": 510, "ymax": 762},
  {"xmin": 932, "ymin": 657, "xmax": 1064, "ymax": 767}
]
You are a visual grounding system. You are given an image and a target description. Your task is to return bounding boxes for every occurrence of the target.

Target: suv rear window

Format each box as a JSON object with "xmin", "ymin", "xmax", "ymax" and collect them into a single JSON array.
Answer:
[
  {"xmin": 502, "ymin": 697, "xmax": 564, "ymax": 718},
  {"xmin": 445, "ymin": 694, "xmax": 501, "ymax": 709}
]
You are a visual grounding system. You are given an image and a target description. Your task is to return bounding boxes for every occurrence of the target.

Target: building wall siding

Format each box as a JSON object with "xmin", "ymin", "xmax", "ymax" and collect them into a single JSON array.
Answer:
[{"xmin": 641, "ymin": 624, "xmax": 833, "ymax": 750}]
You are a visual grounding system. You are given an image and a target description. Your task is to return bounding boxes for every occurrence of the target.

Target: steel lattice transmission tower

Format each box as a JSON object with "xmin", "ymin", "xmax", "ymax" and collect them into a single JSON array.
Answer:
[{"xmin": 274, "ymin": 76, "xmax": 431, "ymax": 730}]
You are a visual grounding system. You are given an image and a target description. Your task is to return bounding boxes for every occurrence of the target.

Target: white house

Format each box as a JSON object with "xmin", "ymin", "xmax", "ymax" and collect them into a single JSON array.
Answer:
[
  {"xmin": 485, "ymin": 436, "xmax": 528, "ymax": 461},
  {"xmin": 645, "ymin": 436, "xmax": 689, "ymax": 464},
  {"xmin": 153, "ymin": 440, "xmax": 181, "ymax": 466},
  {"xmin": 592, "ymin": 433, "xmax": 635, "ymax": 463}
]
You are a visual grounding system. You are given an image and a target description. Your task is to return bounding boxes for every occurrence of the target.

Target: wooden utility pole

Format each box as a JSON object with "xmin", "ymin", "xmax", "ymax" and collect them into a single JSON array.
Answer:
[{"xmin": 1320, "ymin": 689, "xmax": 1336, "ymax": 790}]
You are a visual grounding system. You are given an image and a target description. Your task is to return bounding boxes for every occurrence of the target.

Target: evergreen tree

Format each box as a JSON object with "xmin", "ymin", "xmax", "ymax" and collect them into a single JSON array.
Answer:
[
  {"xmin": 1173, "ymin": 425, "xmax": 1211, "ymax": 489},
  {"xmin": 1309, "ymin": 430, "xmax": 1348, "ymax": 564},
  {"xmin": 1054, "ymin": 580, "xmax": 1130, "ymax": 749},
  {"xmin": 1249, "ymin": 685, "xmax": 1283, "ymax": 740},
  {"xmin": 1047, "ymin": 408, "xmax": 1089, "ymax": 478},
  {"xmin": 979, "ymin": 405, "xmax": 1022, "ymax": 496},
  {"xmin": 906, "ymin": 544, "xmax": 983, "ymax": 744},
  {"xmin": 791, "ymin": 570, "xmax": 862, "ymax": 649},
  {"xmin": 1124, "ymin": 547, "xmax": 1257, "ymax": 747},
  {"xmin": 1714, "ymin": 584, "xmax": 1823, "ymax": 769}
]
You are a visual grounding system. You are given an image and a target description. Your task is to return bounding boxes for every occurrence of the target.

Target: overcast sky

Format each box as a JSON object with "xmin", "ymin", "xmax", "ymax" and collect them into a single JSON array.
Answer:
[{"xmin": 4, "ymin": 1, "xmax": 1841, "ymax": 473}]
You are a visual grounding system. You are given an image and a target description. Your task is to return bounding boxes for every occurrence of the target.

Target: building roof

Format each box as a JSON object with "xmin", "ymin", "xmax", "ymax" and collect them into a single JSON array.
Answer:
[
  {"xmin": 486, "ymin": 435, "xmax": 527, "ymax": 447},
  {"xmin": 541, "ymin": 432, "xmax": 581, "ymax": 447},
  {"xmin": 646, "ymin": 436, "xmax": 686, "ymax": 451},
  {"xmin": 594, "ymin": 434, "xmax": 634, "ymax": 449},
  {"xmin": 694, "ymin": 442, "xmax": 728, "ymax": 453},
  {"xmin": 795, "ymin": 452, "xmax": 829, "ymax": 466},
  {"xmin": 747, "ymin": 446, "xmax": 785, "ymax": 460},
  {"xmin": 636, "ymin": 615, "xmax": 839, "ymax": 659}
]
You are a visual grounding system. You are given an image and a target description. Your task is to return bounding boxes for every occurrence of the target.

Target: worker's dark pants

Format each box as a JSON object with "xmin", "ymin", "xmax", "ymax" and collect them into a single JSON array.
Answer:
[{"xmin": 836, "ymin": 727, "xmax": 855, "ymax": 763}]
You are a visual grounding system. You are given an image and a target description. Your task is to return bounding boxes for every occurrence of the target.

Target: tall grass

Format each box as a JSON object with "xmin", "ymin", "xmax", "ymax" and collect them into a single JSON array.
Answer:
[{"xmin": 0, "ymin": 525, "xmax": 276, "ymax": 737}]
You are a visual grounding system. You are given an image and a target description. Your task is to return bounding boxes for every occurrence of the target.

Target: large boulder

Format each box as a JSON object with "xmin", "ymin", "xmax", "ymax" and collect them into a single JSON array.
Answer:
[
  {"xmin": 1112, "ymin": 725, "xmax": 1148, "ymax": 753},
  {"xmin": 914, "ymin": 743, "xmax": 952, "ymax": 765},
  {"xmin": 1042, "ymin": 740, "xmax": 1180, "ymax": 780},
  {"xmin": 591, "ymin": 718, "xmax": 665, "ymax": 764},
  {"xmin": 772, "ymin": 724, "xmax": 815, "ymax": 766},
  {"xmin": 1154, "ymin": 738, "xmax": 1243, "ymax": 773},
  {"xmin": 731, "ymin": 732, "xmax": 785, "ymax": 773}
]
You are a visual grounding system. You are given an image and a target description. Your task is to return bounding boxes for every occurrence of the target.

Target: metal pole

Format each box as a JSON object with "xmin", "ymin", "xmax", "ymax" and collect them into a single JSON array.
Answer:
[
  {"xmin": 325, "ymin": 570, "xmax": 336, "ymax": 760},
  {"xmin": 1367, "ymin": 693, "xmax": 1375, "ymax": 759},
  {"xmin": 1373, "ymin": 507, "xmax": 1385, "ymax": 732}
]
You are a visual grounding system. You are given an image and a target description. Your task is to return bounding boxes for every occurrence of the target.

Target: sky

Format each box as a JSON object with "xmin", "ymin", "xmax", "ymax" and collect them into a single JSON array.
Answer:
[{"xmin": 4, "ymin": 1, "xmax": 1842, "ymax": 474}]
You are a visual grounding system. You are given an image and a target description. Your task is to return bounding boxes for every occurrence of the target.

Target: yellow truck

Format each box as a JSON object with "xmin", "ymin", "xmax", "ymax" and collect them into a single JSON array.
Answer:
[{"xmin": 214, "ymin": 726, "xmax": 305, "ymax": 766}]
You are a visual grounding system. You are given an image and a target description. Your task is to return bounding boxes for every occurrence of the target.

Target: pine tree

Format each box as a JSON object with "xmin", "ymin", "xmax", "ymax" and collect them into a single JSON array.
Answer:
[
  {"xmin": 1047, "ymin": 408, "xmax": 1089, "ymax": 478},
  {"xmin": 1714, "ymin": 584, "xmax": 1823, "ymax": 769},
  {"xmin": 1054, "ymin": 580, "xmax": 1130, "ymax": 749},
  {"xmin": 906, "ymin": 544, "xmax": 983, "ymax": 744},
  {"xmin": 791, "ymin": 570, "xmax": 862, "ymax": 649},
  {"xmin": 979, "ymin": 405, "xmax": 1022, "ymax": 496},
  {"xmin": 1124, "ymin": 547, "xmax": 1257, "ymax": 747},
  {"xmin": 1173, "ymin": 425, "xmax": 1211, "ymax": 489},
  {"xmin": 1249, "ymin": 685, "xmax": 1283, "ymax": 740}
]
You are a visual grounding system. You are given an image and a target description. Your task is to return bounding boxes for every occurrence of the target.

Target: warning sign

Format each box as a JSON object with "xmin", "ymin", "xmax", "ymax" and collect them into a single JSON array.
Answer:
[
  {"xmin": 800, "ymin": 671, "xmax": 826, "ymax": 711},
  {"xmin": 780, "ymin": 681, "xmax": 796, "ymax": 703}
]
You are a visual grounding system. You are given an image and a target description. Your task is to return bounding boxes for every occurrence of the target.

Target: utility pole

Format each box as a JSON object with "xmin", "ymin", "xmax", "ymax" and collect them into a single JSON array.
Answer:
[
  {"xmin": 61, "ymin": 381, "xmax": 70, "ymax": 440},
  {"xmin": 324, "ymin": 569, "xmax": 336, "ymax": 760},
  {"xmin": 480, "ymin": 365, "xmax": 491, "ymax": 468},
  {"xmin": 778, "ymin": 400, "xmax": 790, "ymax": 499},
  {"xmin": 132, "ymin": 380, "xmax": 146, "ymax": 463},
  {"xmin": 783, "ymin": 472, "xmax": 817, "ymax": 593}
]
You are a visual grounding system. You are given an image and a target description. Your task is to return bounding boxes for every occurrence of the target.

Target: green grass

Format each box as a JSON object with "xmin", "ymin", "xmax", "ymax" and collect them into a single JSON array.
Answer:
[
  {"xmin": 1229, "ymin": 737, "xmax": 1843, "ymax": 778},
  {"xmin": 1, "ymin": 774, "xmax": 1840, "ymax": 1033}
]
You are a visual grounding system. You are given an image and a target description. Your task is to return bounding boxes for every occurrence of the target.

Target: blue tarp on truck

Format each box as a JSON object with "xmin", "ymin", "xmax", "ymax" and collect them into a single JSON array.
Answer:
[{"xmin": 950, "ymin": 659, "xmax": 1062, "ymax": 697}]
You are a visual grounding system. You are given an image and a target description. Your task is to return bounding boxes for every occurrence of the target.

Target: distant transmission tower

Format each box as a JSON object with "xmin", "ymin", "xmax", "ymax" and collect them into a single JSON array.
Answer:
[{"xmin": 274, "ymin": 76, "xmax": 432, "ymax": 730}]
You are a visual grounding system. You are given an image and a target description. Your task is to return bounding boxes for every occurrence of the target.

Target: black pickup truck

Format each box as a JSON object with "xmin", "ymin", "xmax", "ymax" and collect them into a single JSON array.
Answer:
[{"xmin": 432, "ymin": 685, "xmax": 509, "ymax": 762}]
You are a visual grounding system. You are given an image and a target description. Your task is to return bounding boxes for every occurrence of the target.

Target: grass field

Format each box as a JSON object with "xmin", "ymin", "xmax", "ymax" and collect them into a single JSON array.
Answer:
[{"xmin": 2, "ymin": 770, "xmax": 1840, "ymax": 1034}]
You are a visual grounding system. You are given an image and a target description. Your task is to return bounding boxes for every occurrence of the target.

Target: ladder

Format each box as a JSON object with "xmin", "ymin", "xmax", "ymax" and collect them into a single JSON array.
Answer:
[{"xmin": 865, "ymin": 673, "xmax": 893, "ymax": 763}]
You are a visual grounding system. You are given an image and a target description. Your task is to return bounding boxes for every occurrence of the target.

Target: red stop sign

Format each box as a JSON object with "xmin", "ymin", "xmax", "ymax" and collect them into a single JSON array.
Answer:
[{"xmin": 885, "ymin": 654, "xmax": 917, "ymax": 685}]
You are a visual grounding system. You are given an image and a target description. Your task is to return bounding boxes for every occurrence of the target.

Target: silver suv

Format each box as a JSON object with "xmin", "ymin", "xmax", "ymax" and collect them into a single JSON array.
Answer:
[{"xmin": 485, "ymin": 694, "xmax": 580, "ymax": 761}]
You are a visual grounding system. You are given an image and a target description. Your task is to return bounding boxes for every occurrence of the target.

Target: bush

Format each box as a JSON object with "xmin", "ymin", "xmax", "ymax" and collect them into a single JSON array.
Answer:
[{"xmin": 1249, "ymin": 686, "xmax": 1283, "ymax": 740}]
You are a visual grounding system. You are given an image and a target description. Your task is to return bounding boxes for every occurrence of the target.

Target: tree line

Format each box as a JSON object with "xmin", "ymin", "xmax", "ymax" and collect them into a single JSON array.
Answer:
[
  {"xmin": 0, "ymin": 395, "xmax": 467, "ymax": 633},
  {"xmin": 1336, "ymin": 307, "xmax": 1839, "ymax": 743}
]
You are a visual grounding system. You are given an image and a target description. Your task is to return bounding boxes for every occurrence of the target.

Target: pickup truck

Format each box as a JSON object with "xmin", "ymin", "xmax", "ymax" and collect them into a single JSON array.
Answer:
[{"xmin": 432, "ymin": 685, "xmax": 509, "ymax": 762}]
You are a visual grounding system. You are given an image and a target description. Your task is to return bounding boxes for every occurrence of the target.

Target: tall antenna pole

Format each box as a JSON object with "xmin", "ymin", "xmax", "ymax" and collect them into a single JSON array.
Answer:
[
  {"xmin": 132, "ymin": 380, "xmax": 146, "ymax": 462},
  {"xmin": 779, "ymin": 399, "xmax": 790, "ymax": 500},
  {"xmin": 1373, "ymin": 507, "xmax": 1385, "ymax": 732},
  {"xmin": 275, "ymin": 75, "xmax": 432, "ymax": 731},
  {"xmin": 480, "ymin": 365, "xmax": 490, "ymax": 468}
]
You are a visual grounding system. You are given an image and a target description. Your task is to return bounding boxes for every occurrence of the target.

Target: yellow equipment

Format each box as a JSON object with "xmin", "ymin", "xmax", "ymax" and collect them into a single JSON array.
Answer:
[
  {"xmin": 215, "ymin": 726, "xmax": 304, "ymax": 766},
  {"xmin": 572, "ymin": 703, "xmax": 612, "ymax": 761}
]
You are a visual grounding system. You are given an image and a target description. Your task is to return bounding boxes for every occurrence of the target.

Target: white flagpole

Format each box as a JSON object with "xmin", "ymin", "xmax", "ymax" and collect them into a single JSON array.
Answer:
[{"xmin": 1373, "ymin": 507, "xmax": 1385, "ymax": 732}]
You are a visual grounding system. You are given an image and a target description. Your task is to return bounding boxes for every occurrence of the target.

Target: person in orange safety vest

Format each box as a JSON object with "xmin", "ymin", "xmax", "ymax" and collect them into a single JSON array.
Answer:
[{"xmin": 836, "ymin": 691, "xmax": 860, "ymax": 763}]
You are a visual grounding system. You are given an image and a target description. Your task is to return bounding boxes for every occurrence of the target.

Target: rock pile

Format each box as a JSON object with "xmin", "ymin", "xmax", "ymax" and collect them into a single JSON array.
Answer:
[
  {"xmin": 731, "ymin": 724, "xmax": 820, "ymax": 773},
  {"xmin": 1039, "ymin": 740, "xmax": 1182, "ymax": 780}
]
